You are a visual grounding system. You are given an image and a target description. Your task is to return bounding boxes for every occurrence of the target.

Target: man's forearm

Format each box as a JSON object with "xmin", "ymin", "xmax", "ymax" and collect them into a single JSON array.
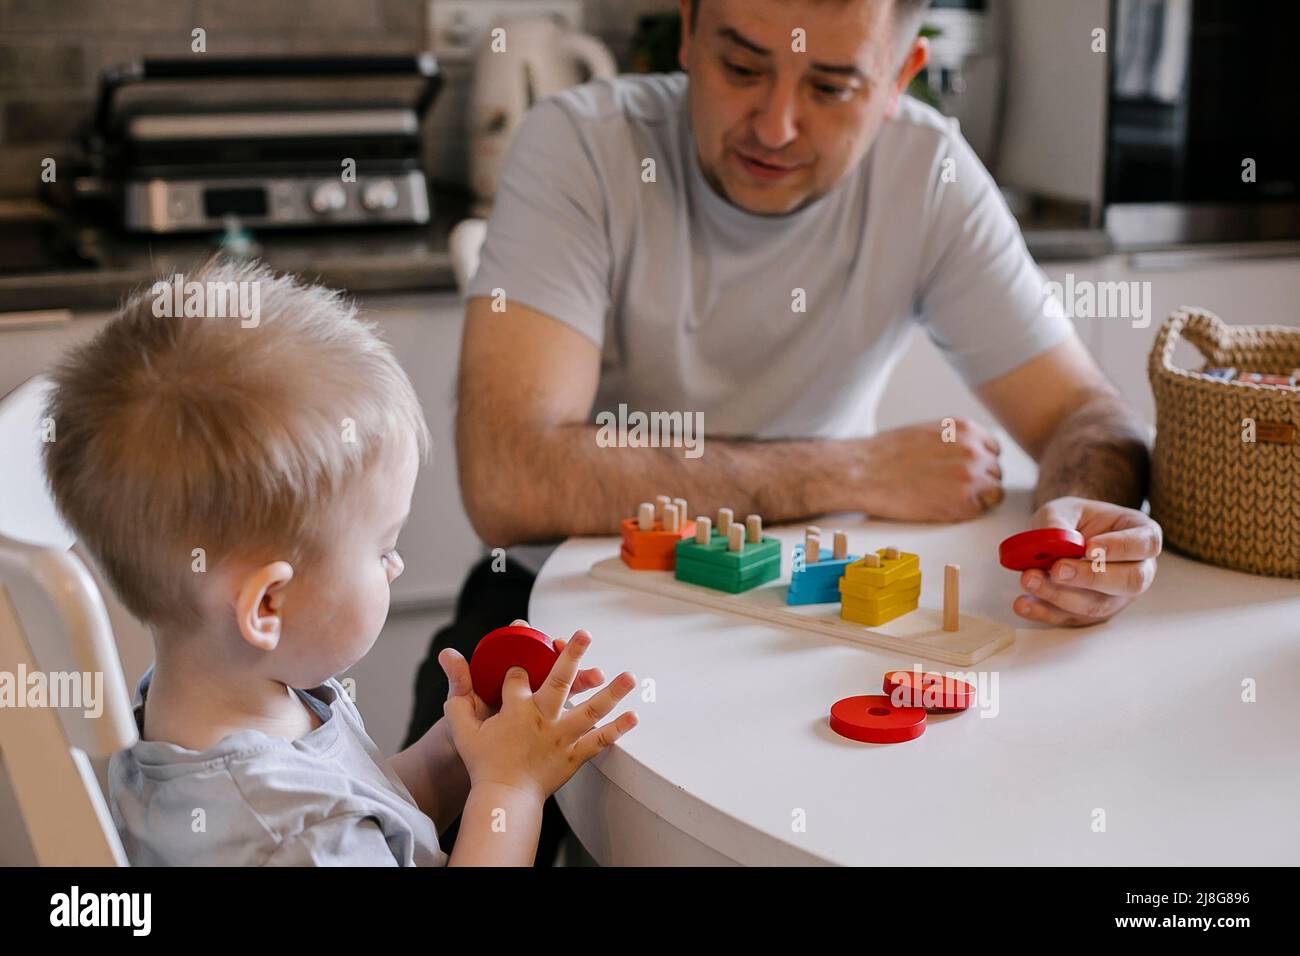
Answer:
[
  {"xmin": 1032, "ymin": 395, "xmax": 1150, "ymax": 510},
  {"xmin": 462, "ymin": 422, "xmax": 872, "ymax": 546}
]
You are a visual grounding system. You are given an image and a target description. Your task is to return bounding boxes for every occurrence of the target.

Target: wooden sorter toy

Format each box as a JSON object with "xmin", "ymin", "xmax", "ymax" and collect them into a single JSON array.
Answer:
[
  {"xmin": 838, "ymin": 546, "xmax": 921, "ymax": 626},
  {"xmin": 787, "ymin": 527, "xmax": 858, "ymax": 604},
  {"xmin": 593, "ymin": 510, "xmax": 1011, "ymax": 666},
  {"xmin": 620, "ymin": 496, "xmax": 696, "ymax": 570},
  {"xmin": 674, "ymin": 509, "xmax": 781, "ymax": 593}
]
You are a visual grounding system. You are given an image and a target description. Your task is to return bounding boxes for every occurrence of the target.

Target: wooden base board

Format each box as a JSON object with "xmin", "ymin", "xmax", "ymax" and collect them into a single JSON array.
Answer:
[{"xmin": 589, "ymin": 557, "xmax": 1014, "ymax": 666}]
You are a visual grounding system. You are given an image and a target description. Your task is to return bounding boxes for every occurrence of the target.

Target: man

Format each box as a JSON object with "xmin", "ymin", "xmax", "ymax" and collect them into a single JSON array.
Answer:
[{"xmin": 405, "ymin": 0, "xmax": 1161, "ymax": 857}]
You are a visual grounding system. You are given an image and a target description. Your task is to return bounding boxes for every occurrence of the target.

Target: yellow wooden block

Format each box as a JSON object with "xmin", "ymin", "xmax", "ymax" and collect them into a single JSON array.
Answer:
[
  {"xmin": 840, "ymin": 590, "xmax": 919, "ymax": 626},
  {"xmin": 838, "ymin": 569, "xmax": 921, "ymax": 603},
  {"xmin": 843, "ymin": 549, "xmax": 920, "ymax": 588},
  {"xmin": 840, "ymin": 583, "xmax": 921, "ymax": 615}
]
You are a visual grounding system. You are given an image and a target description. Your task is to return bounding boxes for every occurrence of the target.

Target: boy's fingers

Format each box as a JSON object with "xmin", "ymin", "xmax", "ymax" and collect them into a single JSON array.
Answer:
[
  {"xmin": 562, "ymin": 672, "xmax": 636, "ymax": 738},
  {"xmin": 500, "ymin": 665, "xmax": 534, "ymax": 705},
  {"xmin": 534, "ymin": 629, "xmax": 590, "ymax": 718},
  {"xmin": 546, "ymin": 641, "xmax": 605, "ymax": 694},
  {"xmin": 510, "ymin": 618, "xmax": 529, "ymax": 627},
  {"xmin": 570, "ymin": 666, "xmax": 606, "ymax": 697},
  {"xmin": 543, "ymin": 639, "xmax": 603, "ymax": 691},
  {"xmin": 438, "ymin": 648, "xmax": 473, "ymax": 699},
  {"xmin": 442, "ymin": 692, "xmax": 480, "ymax": 736},
  {"xmin": 573, "ymin": 711, "xmax": 638, "ymax": 763}
]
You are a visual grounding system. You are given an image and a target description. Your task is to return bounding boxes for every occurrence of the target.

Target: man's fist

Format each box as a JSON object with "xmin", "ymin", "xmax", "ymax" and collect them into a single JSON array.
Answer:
[{"xmin": 859, "ymin": 419, "xmax": 1004, "ymax": 522}]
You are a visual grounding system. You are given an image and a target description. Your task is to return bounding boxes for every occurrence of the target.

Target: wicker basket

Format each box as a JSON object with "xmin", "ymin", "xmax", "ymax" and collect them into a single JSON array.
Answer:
[{"xmin": 1148, "ymin": 308, "xmax": 1300, "ymax": 578}]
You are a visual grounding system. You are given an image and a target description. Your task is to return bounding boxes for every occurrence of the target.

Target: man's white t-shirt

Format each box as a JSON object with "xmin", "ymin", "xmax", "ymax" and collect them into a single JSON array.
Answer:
[
  {"xmin": 468, "ymin": 71, "xmax": 1075, "ymax": 443},
  {"xmin": 467, "ymin": 76, "xmax": 1076, "ymax": 567}
]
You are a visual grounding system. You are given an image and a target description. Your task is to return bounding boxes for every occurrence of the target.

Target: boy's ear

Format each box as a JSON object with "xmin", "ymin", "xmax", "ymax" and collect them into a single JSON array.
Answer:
[{"xmin": 235, "ymin": 561, "xmax": 295, "ymax": 652}]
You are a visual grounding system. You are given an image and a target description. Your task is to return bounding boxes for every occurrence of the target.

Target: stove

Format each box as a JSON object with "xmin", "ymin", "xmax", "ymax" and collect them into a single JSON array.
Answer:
[{"xmin": 69, "ymin": 54, "xmax": 442, "ymax": 235}]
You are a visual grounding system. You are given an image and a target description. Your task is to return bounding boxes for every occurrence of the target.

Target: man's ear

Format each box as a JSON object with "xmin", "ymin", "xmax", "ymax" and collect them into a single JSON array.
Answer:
[
  {"xmin": 677, "ymin": 0, "xmax": 693, "ymax": 72},
  {"xmin": 886, "ymin": 36, "xmax": 930, "ymax": 119},
  {"xmin": 234, "ymin": 561, "xmax": 295, "ymax": 652}
]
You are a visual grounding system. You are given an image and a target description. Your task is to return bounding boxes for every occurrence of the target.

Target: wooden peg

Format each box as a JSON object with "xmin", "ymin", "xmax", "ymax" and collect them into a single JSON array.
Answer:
[
  {"xmin": 695, "ymin": 515, "xmax": 712, "ymax": 544},
  {"xmin": 746, "ymin": 514, "xmax": 762, "ymax": 544},
  {"xmin": 884, "ymin": 546, "xmax": 900, "ymax": 560},
  {"xmin": 943, "ymin": 564, "xmax": 960, "ymax": 632},
  {"xmin": 833, "ymin": 530, "xmax": 848, "ymax": 560},
  {"xmin": 806, "ymin": 525, "xmax": 822, "ymax": 539},
  {"xmin": 637, "ymin": 502, "xmax": 655, "ymax": 531},
  {"xmin": 673, "ymin": 498, "xmax": 688, "ymax": 527},
  {"xmin": 655, "ymin": 495, "xmax": 671, "ymax": 522},
  {"xmin": 664, "ymin": 503, "xmax": 680, "ymax": 533},
  {"xmin": 805, "ymin": 530, "xmax": 821, "ymax": 563},
  {"xmin": 862, "ymin": 553, "xmax": 881, "ymax": 568},
  {"xmin": 728, "ymin": 524, "xmax": 744, "ymax": 552},
  {"xmin": 717, "ymin": 508, "xmax": 733, "ymax": 536}
]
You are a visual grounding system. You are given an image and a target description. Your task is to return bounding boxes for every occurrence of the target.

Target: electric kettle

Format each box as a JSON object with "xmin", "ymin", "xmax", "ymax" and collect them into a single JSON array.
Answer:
[{"xmin": 468, "ymin": 17, "xmax": 616, "ymax": 214}]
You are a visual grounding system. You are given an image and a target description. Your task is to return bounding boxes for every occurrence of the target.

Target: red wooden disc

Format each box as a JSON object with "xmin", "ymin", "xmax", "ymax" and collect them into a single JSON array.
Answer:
[
  {"xmin": 829, "ymin": 695, "xmax": 926, "ymax": 744},
  {"xmin": 883, "ymin": 670, "xmax": 975, "ymax": 712},
  {"xmin": 998, "ymin": 528, "xmax": 1086, "ymax": 571},
  {"xmin": 469, "ymin": 625, "xmax": 560, "ymax": 710}
]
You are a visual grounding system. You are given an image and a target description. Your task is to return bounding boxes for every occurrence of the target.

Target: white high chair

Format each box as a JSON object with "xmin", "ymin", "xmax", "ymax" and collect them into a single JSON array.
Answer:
[
  {"xmin": 0, "ymin": 374, "xmax": 138, "ymax": 865},
  {"xmin": 449, "ymin": 218, "xmax": 487, "ymax": 294}
]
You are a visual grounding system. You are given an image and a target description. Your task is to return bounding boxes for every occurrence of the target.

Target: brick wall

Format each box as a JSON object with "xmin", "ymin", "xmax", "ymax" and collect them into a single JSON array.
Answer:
[{"xmin": 0, "ymin": 0, "xmax": 677, "ymax": 198}]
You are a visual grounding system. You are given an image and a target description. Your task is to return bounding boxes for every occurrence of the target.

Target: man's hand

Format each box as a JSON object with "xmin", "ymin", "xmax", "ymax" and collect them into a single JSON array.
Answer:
[
  {"xmin": 1014, "ymin": 496, "xmax": 1162, "ymax": 626},
  {"xmin": 859, "ymin": 419, "xmax": 1004, "ymax": 521}
]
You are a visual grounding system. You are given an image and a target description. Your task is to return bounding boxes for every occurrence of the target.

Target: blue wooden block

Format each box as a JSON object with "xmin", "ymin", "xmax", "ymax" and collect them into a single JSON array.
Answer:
[{"xmin": 786, "ymin": 547, "xmax": 858, "ymax": 605}]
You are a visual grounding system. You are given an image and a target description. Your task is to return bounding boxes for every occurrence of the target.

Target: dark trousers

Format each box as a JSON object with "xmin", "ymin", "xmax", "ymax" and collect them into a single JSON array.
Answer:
[{"xmin": 403, "ymin": 555, "xmax": 570, "ymax": 865}]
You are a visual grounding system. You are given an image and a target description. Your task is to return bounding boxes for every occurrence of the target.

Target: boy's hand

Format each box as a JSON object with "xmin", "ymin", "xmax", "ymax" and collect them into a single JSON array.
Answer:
[
  {"xmin": 438, "ymin": 628, "xmax": 637, "ymax": 802},
  {"xmin": 439, "ymin": 619, "xmax": 606, "ymax": 722}
]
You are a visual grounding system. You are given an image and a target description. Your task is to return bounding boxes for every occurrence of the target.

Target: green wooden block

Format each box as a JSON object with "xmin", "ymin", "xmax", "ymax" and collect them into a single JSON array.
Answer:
[
  {"xmin": 674, "ymin": 535, "xmax": 780, "ymax": 592},
  {"xmin": 674, "ymin": 534, "xmax": 780, "ymax": 570},
  {"xmin": 675, "ymin": 553, "xmax": 781, "ymax": 592}
]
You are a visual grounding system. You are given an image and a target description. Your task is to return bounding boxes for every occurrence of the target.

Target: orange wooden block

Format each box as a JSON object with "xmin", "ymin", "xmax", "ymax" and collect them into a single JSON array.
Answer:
[
  {"xmin": 620, "ymin": 543, "xmax": 674, "ymax": 570},
  {"xmin": 620, "ymin": 515, "xmax": 696, "ymax": 570}
]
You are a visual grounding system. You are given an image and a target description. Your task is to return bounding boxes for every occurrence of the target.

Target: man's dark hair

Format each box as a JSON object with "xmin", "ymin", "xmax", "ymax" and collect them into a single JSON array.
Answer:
[{"xmin": 688, "ymin": 0, "xmax": 932, "ymax": 38}]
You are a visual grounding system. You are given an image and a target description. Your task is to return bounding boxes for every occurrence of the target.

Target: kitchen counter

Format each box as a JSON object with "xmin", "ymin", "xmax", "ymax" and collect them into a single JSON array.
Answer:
[
  {"xmin": 0, "ymin": 221, "xmax": 1106, "ymax": 314},
  {"xmin": 0, "ymin": 190, "xmax": 470, "ymax": 314},
  {"xmin": 1, "ymin": 190, "xmax": 1294, "ymax": 314}
]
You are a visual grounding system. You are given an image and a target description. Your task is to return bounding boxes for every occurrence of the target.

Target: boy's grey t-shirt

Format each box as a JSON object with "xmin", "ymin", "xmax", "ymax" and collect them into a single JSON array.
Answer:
[
  {"xmin": 108, "ymin": 668, "xmax": 447, "ymax": 866},
  {"xmin": 467, "ymin": 72, "xmax": 1074, "ymax": 444}
]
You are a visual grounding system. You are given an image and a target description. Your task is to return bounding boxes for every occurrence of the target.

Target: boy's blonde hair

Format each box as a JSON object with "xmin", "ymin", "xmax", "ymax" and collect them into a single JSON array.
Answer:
[{"xmin": 42, "ymin": 258, "xmax": 432, "ymax": 632}]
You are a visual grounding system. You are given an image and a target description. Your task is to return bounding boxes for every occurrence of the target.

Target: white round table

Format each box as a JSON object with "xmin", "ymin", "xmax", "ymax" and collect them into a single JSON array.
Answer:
[{"xmin": 533, "ymin": 484, "xmax": 1300, "ymax": 866}]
